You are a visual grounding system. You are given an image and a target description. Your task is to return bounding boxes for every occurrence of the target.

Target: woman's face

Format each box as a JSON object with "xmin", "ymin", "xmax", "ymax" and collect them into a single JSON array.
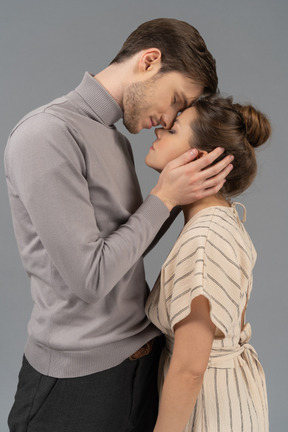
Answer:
[{"xmin": 145, "ymin": 106, "xmax": 197, "ymax": 171}]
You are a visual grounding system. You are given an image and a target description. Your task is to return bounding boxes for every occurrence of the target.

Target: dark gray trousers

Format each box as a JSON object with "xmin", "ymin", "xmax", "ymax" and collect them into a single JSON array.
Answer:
[{"xmin": 8, "ymin": 336, "xmax": 164, "ymax": 432}]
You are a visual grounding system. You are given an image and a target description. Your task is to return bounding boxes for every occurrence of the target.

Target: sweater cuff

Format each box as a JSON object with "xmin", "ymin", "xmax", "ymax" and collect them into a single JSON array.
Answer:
[{"xmin": 139, "ymin": 194, "xmax": 171, "ymax": 227}]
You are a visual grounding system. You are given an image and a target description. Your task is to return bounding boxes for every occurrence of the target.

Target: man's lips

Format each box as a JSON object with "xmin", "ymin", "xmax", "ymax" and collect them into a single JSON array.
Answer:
[
  {"xmin": 146, "ymin": 118, "xmax": 159, "ymax": 130},
  {"xmin": 150, "ymin": 118, "xmax": 158, "ymax": 127},
  {"xmin": 146, "ymin": 118, "xmax": 153, "ymax": 129}
]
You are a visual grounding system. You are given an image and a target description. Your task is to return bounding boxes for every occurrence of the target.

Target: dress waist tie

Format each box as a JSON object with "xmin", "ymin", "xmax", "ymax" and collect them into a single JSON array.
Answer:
[
  {"xmin": 209, "ymin": 323, "xmax": 260, "ymax": 368},
  {"xmin": 164, "ymin": 323, "xmax": 260, "ymax": 369}
]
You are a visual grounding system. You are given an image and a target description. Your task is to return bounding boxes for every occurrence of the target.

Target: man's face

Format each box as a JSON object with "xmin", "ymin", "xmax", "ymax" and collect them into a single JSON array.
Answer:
[{"xmin": 122, "ymin": 71, "xmax": 203, "ymax": 134}]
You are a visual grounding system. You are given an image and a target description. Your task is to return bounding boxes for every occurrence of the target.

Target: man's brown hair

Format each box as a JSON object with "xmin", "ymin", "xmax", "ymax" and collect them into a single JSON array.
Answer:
[{"xmin": 111, "ymin": 18, "xmax": 218, "ymax": 94}]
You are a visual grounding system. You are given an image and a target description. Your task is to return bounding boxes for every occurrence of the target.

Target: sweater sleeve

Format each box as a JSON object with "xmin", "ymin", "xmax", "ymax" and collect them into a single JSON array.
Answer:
[{"xmin": 5, "ymin": 113, "xmax": 170, "ymax": 303}]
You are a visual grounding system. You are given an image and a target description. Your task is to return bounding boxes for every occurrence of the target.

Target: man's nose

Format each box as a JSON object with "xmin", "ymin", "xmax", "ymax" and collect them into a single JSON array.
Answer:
[{"xmin": 160, "ymin": 114, "xmax": 175, "ymax": 130}]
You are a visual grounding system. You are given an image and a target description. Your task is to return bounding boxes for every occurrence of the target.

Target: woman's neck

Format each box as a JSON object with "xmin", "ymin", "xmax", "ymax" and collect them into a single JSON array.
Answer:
[{"xmin": 182, "ymin": 194, "xmax": 230, "ymax": 224}]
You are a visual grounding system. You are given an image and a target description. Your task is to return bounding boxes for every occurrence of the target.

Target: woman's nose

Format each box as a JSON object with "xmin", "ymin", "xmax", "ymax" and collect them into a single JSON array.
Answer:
[{"xmin": 154, "ymin": 128, "xmax": 163, "ymax": 138}]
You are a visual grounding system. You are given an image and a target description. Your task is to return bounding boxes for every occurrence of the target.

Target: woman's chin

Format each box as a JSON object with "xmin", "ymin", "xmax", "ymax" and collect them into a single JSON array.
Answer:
[
  {"xmin": 145, "ymin": 158, "xmax": 154, "ymax": 169},
  {"xmin": 145, "ymin": 157, "xmax": 163, "ymax": 173}
]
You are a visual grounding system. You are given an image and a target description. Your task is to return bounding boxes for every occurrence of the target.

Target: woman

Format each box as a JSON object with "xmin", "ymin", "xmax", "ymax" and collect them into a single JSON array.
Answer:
[{"xmin": 145, "ymin": 94, "xmax": 271, "ymax": 432}]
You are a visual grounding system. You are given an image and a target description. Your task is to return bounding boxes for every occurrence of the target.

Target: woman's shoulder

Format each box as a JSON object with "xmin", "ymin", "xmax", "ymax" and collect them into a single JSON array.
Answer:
[
  {"xmin": 179, "ymin": 206, "xmax": 236, "ymax": 244},
  {"xmin": 179, "ymin": 205, "xmax": 254, "ymax": 258},
  {"xmin": 162, "ymin": 208, "xmax": 218, "ymax": 272},
  {"xmin": 163, "ymin": 204, "xmax": 256, "ymax": 272},
  {"xmin": 186, "ymin": 205, "xmax": 239, "ymax": 228},
  {"xmin": 184, "ymin": 205, "xmax": 252, "ymax": 241}
]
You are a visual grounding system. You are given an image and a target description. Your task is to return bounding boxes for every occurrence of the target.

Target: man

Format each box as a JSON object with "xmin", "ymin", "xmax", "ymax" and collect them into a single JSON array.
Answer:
[{"xmin": 5, "ymin": 18, "xmax": 233, "ymax": 432}]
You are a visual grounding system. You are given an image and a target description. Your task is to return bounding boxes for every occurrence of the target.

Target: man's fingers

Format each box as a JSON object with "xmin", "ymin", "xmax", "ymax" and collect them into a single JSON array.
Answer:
[
  {"xmin": 200, "ymin": 154, "xmax": 234, "ymax": 179},
  {"xmin": 166, "ymin": 148, "xmax": 199, "ymax": 170},
  {"xmin": 196, "ymin": 147, "xmax": 226, "ymax": 170},
  {"xmin": 203, "ymin": 162, "xmax": 233, "ymax": 189},
  {"xmin": 200, "ymin": 181, "xmax": 226, "ymax": 198}
]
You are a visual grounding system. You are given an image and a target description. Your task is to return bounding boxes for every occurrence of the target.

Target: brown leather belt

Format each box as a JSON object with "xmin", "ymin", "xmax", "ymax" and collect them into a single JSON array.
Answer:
[{"xmin": 129, "ymin": 338, "xmax": 155, "ymax": 361}]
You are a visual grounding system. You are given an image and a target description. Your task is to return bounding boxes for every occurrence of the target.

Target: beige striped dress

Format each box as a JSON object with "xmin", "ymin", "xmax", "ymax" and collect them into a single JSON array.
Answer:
[{"xmin": 146, "ymin": 204, "xmax": 269, "ymax": 431}]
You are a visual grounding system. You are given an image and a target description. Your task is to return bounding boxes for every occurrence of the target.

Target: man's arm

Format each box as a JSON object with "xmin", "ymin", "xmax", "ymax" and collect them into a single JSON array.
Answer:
[
  {"xmin": 6, "ymin": 115, "xmax": 232, "ymax": 304},
  {"xmin": 5, "ymin": 114, "xmax": 170, "ymax": 304},
  {"xmin": 143, "ymin": 205, "xmax": 181, "ymax": 257}
]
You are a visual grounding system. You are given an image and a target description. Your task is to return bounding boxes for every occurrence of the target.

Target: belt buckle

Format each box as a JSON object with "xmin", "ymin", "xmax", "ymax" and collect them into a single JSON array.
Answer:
[{"xmin": 129, "ymin": 339, "xmax": 154, "ymax": 361}]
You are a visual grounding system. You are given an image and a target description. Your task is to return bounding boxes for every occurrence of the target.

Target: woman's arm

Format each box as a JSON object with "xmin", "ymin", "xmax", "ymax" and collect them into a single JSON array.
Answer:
[{"xmin": 154, "ymin": 295, "xmax": 216, "ymax": 432}]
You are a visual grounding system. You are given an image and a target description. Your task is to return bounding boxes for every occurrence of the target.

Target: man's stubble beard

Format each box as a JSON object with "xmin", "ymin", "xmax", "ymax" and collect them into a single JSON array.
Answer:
[{"xmin": 122, "ymin": 78, "xmax": 156, "ymax": 134}]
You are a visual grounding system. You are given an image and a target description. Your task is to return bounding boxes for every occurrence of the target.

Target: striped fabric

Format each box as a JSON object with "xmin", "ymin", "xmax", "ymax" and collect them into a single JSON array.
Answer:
[{"xmin": 146, "ymin": 204, "xmax": 269, "ymax": 431}]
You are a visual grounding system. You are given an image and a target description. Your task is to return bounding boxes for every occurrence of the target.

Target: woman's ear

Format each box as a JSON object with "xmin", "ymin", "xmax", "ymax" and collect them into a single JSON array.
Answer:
[{"xmin": 195, "ymin": 150, "xmax": 208, "ymax": 160}]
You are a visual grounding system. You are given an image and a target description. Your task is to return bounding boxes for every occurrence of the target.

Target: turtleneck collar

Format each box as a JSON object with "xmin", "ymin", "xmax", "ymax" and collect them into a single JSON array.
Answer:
[{"xmin": 75, "ymin": 72, "xmax": 123, "ymax": 126}]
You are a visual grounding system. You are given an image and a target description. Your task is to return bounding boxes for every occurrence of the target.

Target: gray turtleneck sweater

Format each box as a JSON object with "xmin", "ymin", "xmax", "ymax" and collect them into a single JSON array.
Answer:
[{"xmin": 4, "ymin": 72, "xmax": 170, "ymax": 378}]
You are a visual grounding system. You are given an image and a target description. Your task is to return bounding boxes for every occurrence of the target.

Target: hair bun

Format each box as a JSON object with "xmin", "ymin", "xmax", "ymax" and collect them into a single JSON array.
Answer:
[{"xmin": 233, "ymin": 104, "xmax": 271, "ymax": 148}]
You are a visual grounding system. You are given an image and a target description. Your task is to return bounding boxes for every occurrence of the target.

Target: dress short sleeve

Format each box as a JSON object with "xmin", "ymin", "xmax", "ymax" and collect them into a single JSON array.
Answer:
[{"xmin": 162, "ymin": 209, "xmax": 246, "ymax": 336}]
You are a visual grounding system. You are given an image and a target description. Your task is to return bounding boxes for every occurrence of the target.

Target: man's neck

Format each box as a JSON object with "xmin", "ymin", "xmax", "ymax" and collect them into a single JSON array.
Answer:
[{"xmin": 94, "ymin": 59, "xmax": 135, "ymax": 109}]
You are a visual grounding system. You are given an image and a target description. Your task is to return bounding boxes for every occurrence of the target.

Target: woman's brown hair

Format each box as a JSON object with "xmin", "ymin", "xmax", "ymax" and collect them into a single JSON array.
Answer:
[
  {"xmin": 110, "ymin": 18, "xmax": 218, "ymax": 94},
  {"xmin": 190, "ymin": 94, "xmax": 271, "ymax": 197}
]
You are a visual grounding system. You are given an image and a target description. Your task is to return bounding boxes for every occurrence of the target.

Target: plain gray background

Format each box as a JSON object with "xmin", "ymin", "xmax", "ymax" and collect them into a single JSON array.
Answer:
[{"xmin": 1, "ymin": 0, "xmax": 287, "ymax": 430}]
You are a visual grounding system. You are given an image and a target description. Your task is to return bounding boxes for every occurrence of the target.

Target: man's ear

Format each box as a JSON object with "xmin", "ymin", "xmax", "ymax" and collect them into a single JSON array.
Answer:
[{"xmin": 138, "ymin": 48, "xmax": 162, "ymax": 73}]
